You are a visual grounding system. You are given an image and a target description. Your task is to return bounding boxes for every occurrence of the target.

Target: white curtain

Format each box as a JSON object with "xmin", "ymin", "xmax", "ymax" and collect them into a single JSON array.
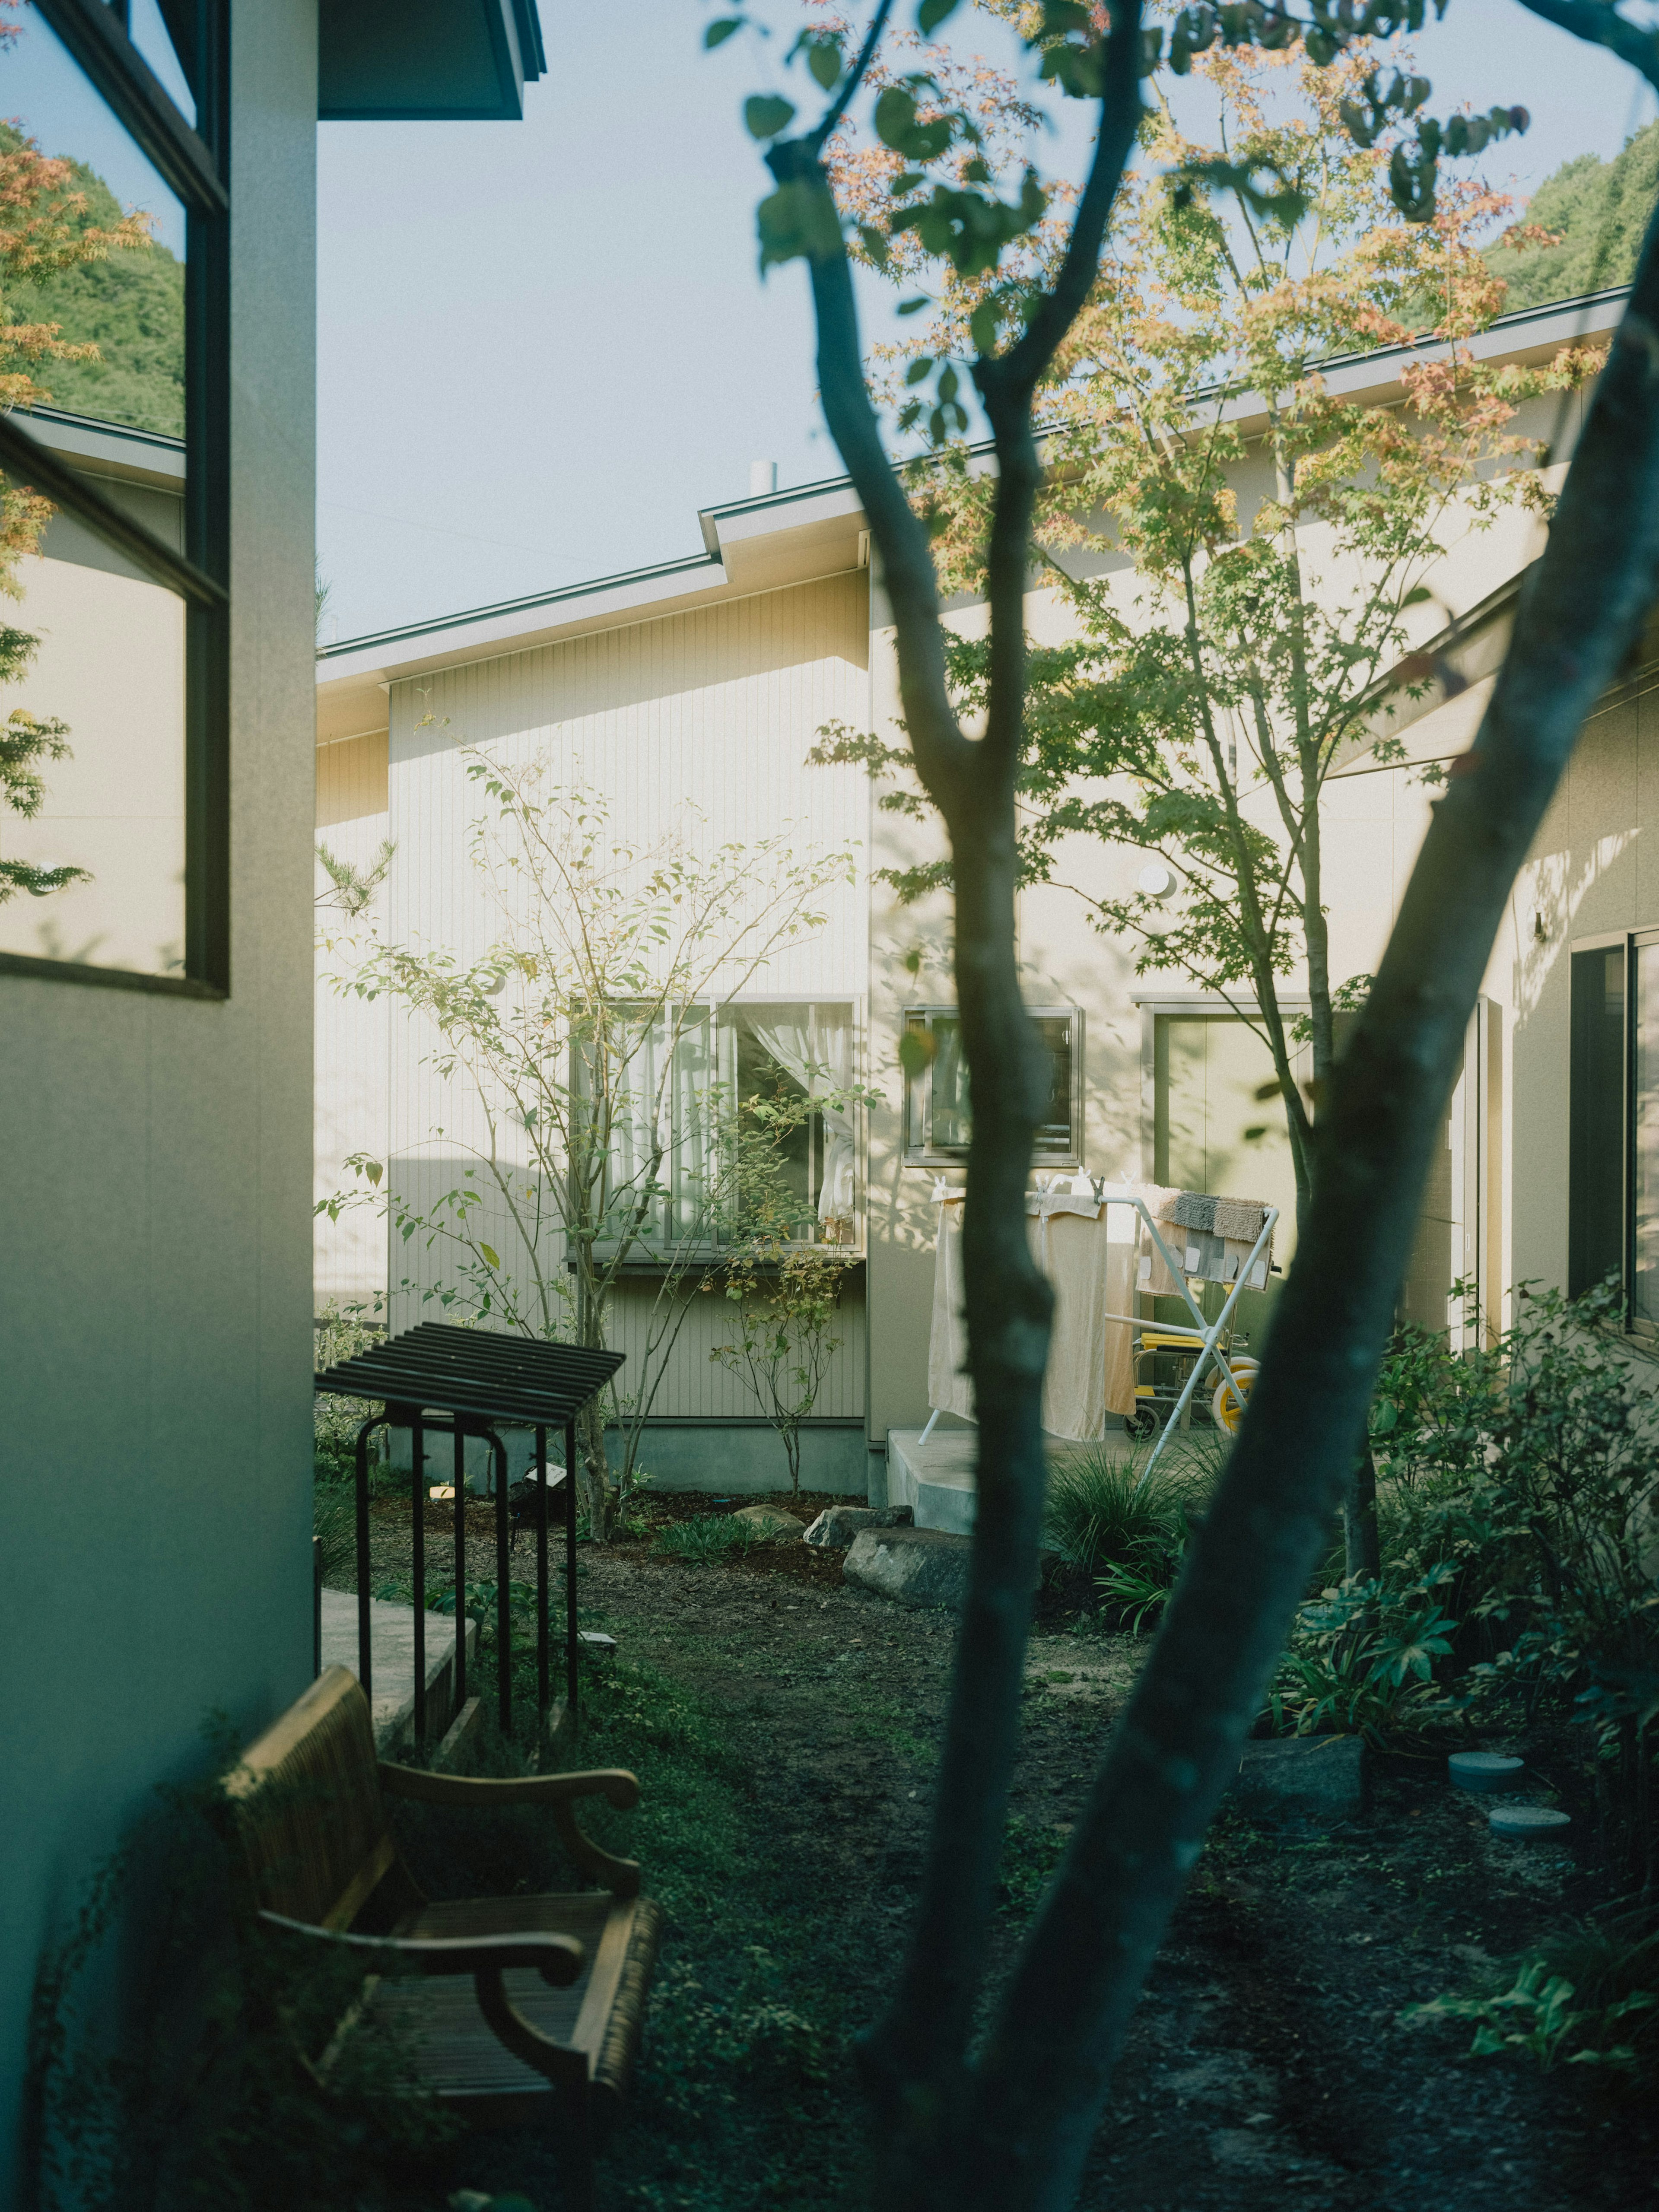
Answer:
[
  {"xmin": 746, "ymin": 1004, "xmax": 856, "ymax": 1228},
  {"xmin": 604, "ymin": 1007, "xmax": 716, "ymax": 1243}
]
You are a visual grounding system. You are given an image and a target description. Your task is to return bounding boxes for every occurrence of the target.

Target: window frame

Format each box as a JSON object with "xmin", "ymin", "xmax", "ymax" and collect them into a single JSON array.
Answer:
[
  {"xmin": 901, "ymin": 1003, "xmax": 1084, "ymax": 1170},
  {"xmin": 0, "ymin": 0, "xmax": 230, "ymax": 999},
  {"xmin": 1568, "ymin": 926, "xmax": 1659, "ymax": 1341},
  {"xmin": 583, "ymin": 995, "xmax": 867, "ymax": 1266}
]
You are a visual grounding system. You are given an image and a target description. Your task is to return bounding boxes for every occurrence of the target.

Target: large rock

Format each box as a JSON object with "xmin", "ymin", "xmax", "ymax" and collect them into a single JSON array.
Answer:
[
  {"xmin": 1230, "ymin": 1735, "xmax": 1365, "ymax": 1828},
  {"xmin": 732, "ymin": 1504, "xmax": 807, "ymax": 1542},
  {"xmin": 843, "ymin": 1526, "xmax": 971, "ymax": 1609},
  {"xmin": 803, "ymin": 1504, "xmax": 914, "ymax": 1549}
]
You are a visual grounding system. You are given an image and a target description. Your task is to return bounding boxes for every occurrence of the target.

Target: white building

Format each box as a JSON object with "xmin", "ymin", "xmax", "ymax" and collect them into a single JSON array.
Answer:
[{"xmin": 313, "ymin": 286, "xmax": 1659, "ymax": 1503}]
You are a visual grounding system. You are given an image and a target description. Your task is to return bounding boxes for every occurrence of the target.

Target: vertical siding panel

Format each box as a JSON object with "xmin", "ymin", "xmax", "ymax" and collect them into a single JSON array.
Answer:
[{"xmin": 366, "ymin": 571, "xmax": 871, "ymax": 1412}]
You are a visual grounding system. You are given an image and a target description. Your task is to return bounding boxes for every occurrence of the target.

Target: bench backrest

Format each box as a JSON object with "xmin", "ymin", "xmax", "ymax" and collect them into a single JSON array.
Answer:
[{"xmin": 225, "ymin": 1665, "xmax": 395, "ymax": 1931}]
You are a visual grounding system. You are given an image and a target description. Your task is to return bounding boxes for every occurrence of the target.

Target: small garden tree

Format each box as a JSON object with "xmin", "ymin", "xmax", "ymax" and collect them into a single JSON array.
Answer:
[
  {"xmin": 818, "ymin": 36, "xmax": 1591, "ymax": 1230},
  {"xmin": 714, "ymin": 2, "xmax": 1659, "ymax": 2205},
  {"xmin": 319, "ymin": 737, "xmax": 854, "ymax": 1535}
]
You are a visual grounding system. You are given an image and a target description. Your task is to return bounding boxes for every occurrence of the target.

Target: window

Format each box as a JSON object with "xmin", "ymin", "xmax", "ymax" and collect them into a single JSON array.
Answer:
[
  {"xmin": 590, "ymin": 1000, "xmax": 862, "ymax": 1257},
  {"xmin": 0, "ymin": 0, "xmax": 228, "ymax": 995},
  {"xmin": 1570, "ymin": 933, "xmax": 1659, "ymax": 1334},
  {"xmin": 902, "ymin": 1005, "xmax": 1081, "ymax": 1167}
]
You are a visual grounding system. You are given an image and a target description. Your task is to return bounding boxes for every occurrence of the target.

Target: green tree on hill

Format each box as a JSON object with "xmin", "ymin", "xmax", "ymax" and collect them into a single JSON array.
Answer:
[
  {"xmin": 3, "ymin": 126, "xmax": 184, "ymax": 437},
  {"xmin": 1497, "ymin": 119, "xmax": 1659, "ymax": 312}
]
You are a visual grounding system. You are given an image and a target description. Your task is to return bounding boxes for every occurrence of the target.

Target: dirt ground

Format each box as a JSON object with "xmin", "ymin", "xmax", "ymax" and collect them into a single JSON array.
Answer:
[{"xmin": 343, "ymin": 1488, "xmax": 1656, "ymax": 2209}]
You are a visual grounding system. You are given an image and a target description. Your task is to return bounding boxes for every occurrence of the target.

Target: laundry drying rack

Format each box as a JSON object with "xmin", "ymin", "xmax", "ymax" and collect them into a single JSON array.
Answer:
[{"xmin": 918, "ymin": 1182, "xmax": 1278, "ymax": 1487}]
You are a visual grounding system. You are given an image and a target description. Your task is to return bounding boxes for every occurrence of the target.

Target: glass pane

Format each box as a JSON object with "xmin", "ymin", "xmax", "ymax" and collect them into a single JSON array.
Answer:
[
  {"xmin": 1032, "ymin": 1014, "xmax": 1073, "ymax": 1157},
  {"xmin": 1634, "ymin": 943, "xmax": 1658, "ymax": 1328},
  {"xmin": 0, "ymin": 5, "xmax": 190, "ymax": 976},
  {"xmin": 1569, "ymin": 947, "xmax": 1627, "ymax": 1300},
  {"xmin": 1155, "ymin": 1017, "xmax": 1300, "ymax": 1261},
  {"xmin": 0, "ymin": 545, "xmax": 185, "ymax": 973},
  {"xmin": 127, "ymin": 0, "xmax": 197, "ymax": 130},
  {"xmin": 4, "ymin": 3, "xmax": 187, "ymax": 436},
  {"xmin": 931, "ymin": 1013, "xmax": 970, "ymax": 1151}
]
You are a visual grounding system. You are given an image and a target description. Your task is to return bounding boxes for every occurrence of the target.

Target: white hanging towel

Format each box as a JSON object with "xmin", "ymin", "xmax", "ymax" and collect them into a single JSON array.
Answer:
[{"xmin": 927, "ymin": 1182, "xmax": 1139, "ymax": 1437}]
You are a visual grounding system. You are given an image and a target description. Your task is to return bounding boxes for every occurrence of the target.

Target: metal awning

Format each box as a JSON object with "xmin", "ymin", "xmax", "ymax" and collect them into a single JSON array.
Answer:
[
  {"xmin": 315, "ymin": 1321, "xmax": 622, "ymax": 1427},
  {"xmin": 315, "ymin": 1325, "xmax": 623, "ymax": 1745}
]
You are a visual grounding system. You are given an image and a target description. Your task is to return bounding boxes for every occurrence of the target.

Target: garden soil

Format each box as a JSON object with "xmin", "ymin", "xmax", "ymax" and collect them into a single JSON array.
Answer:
[{"xmin": 348, "ymin": 1491, "xmax": 1656, "ymax": 2209}]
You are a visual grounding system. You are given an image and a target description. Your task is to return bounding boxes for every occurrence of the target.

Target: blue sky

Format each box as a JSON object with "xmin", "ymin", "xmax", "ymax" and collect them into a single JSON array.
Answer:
[{"xmin": 314, "ymin": 1, "xmax": 1655, "ymax": 644}]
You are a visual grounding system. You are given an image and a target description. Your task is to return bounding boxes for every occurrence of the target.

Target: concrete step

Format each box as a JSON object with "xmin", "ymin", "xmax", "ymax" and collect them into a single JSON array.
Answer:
[{"xmin": 318, "ymin": 1587, "xmax": 477, "ymax": 1749}]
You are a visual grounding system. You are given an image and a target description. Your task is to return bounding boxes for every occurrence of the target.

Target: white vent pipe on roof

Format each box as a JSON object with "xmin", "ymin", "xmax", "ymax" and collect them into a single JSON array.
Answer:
[{"xmin": 748, "ymin": 459, "xmax": 778, "ymax": 496}]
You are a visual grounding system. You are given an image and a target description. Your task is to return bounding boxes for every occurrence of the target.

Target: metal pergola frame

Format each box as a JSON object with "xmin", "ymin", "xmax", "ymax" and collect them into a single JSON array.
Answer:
[{"xmin": 314, "ymin": 1324, "xmax": 624, "ymax": 1742}]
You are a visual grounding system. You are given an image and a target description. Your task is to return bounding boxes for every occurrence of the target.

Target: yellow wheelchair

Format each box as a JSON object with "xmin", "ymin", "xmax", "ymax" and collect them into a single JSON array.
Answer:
[{"xmin": 1129, "ymin": 1322, "xmax": 1259, "ymax": 1437}]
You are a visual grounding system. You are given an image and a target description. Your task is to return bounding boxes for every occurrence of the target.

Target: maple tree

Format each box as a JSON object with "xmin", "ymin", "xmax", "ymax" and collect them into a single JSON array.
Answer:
[
  {"xmin": 820, "ymin": 38, "xmax": 1596, "ymax": 1227},
  {"xmin": 712, "ymin": 3, "xmax": 1659, "ymax": 2206}
]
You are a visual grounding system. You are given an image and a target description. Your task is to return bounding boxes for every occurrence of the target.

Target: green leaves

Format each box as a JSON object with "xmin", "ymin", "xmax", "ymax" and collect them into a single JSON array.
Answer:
[
  {"xmin": 874, "ymin": 85, "xmax": 953, "ymax": 164},
  {"xmin": 704, "ymin": 17, "xmax": 744, "ymax": 49},
  {"xmin": 756, "ymin": 175, "xmax": 843, "ymax": 271},
  {"xmin": 898, "ymin": 1027, "xmax": 938, "ymax": 1078},
  {"xmin": 744, "ymin": 93, "xmax": 796, "ymax": 141},
  {"xmin": 479, "ymin": 1243, "xmax": 502, "ymax": 1270},
  {"xmin": 917, "ymin": 0, "xmax": 962, "ymax": 32}
]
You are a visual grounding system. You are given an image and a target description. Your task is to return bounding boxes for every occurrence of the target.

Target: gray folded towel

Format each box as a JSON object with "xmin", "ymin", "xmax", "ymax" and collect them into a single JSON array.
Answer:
[
  {"xmin": 1214, "ymin": 1197, "xmax": 1268, "ymax": 1243},
  {"xmin": 1171, "ymin": 1191, "xmax": 1217, "ymax": 1232}
]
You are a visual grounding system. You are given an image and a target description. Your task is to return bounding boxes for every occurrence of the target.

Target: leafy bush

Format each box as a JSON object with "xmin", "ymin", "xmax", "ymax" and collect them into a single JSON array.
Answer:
[
  {"xmin": 1362, "ymin": 1280, "xmax": 1659, "ymax": 1870},
  {"xmin": 655, "ymin": 1513, "xmax": 763, "ymax": 1564},
  {"xmin": 1265, "ymin": 1568, "xmax": 1461, "ymax": 1745},
  {"xmin": 1402, "ymin": 1903, "xmax": 1659, "ymax": 2076},
  {"xmin": 312, "ymin": 1297, "xmax": 385, "ymax": 1483}
]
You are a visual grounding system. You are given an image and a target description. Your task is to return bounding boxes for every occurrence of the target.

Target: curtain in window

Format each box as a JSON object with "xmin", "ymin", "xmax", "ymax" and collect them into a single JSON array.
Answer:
[
  {"xmin": 745, "ymin": 1004, "xmax": 857, "ymax": 1228},
  {"xmin": 602, "ymin": 1007, "xmax": 716, "ymax": 1244}
]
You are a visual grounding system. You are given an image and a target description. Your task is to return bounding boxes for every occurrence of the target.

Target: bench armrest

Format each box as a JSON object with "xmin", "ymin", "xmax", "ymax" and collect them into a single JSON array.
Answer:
[
  {"xmin": 378, "ymin": 1763, "xmax": 639, "ymax": 1812},
  {"xmin": 378, "ymin": 1763, "xmax": 642, "ymax": 1898},
  {"xmin": 258, "ymin": 1909, "xmax": 583, "ymax": 1986}
]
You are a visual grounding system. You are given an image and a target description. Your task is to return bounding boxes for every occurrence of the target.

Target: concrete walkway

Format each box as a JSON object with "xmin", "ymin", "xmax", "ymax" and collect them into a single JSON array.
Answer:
[{"xmin": 318, "ymin": 1587, "xmax": 476, "ymax": 1747}]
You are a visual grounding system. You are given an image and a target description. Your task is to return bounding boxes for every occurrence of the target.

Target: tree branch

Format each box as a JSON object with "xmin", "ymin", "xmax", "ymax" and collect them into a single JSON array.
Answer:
[{"xmin": 809, "ymin": 0, "xmax": 894, "ymax": 156}]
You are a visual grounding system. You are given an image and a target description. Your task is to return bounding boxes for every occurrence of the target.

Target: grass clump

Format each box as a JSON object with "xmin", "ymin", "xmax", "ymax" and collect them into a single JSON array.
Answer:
[
  {"xmin": 654, "ymin": 1514, "xmax": 762, "ymax": 1565},
  {"xmin": 1045, "ymin": 1442, "xmax": 1214, "ymax": 1630}
]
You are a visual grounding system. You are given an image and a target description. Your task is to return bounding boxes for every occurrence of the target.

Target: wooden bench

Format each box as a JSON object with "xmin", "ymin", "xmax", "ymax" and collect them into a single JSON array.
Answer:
[{"xmin": 226, "ymin": 1664, "xmax": 662, "ymax": 2210}]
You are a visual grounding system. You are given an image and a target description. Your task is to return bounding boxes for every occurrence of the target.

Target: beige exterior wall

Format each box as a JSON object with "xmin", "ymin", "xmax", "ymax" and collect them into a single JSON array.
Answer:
[
  {"xmin": 315, "ymin": 730, "xmax": 391, "ymax": 1304},
  {"xmin": 1511, "ymin": 679, "xmax": 1659, "ymax": 1290},
  {"xmin": 313, "ymin": 570, "xmax": 875, "ymax": 1459},
  {"xmin": 0, "ymin": 5, "xmax": 319, "ymax": 2187}
]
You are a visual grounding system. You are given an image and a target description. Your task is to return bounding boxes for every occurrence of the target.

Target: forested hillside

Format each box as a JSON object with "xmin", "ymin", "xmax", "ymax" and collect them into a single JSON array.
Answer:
[
  {"xmin": 1496, "ymin": 120, "xmax": 1659, "ymax": 313},
  {"xmin": 5, "ymin": 126, "xmax": 183, "ymax": 439}
]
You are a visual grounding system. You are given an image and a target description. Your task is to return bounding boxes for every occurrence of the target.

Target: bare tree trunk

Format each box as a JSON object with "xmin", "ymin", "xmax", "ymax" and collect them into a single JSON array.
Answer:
[
  {"xmin": 955, "ymin": 204, "xmax": 1659, "ymax": 2212},
  {"xmin": 1344, "ymin": 1446, "xmax": 1382, "ymax": 1586},
  {"xmin": 765, "ymin": 14, "xmax": 1144, "ymax": 2199}
]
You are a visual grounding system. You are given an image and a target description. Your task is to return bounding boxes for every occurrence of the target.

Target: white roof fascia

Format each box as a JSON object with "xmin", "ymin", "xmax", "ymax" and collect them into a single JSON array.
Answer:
[
  {"xmin": 18, "ymin": 405, "xmax": 185, "ymax": 493},
  {"xmin": 315, "ymin": 550, "xmax": 733, "ymax": 690}
]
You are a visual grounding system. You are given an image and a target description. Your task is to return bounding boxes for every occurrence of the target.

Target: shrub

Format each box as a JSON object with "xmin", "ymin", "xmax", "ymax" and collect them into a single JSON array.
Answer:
[
  {"xmin": 312, "ymin": 1297, "xmax": 385, "ymax": 1484},
  {"xmin": 1402, "ymin": 1901, "xmax": 1659, "ymax": 2077},
  {"xmin": 1044, "ymin": 1447, "xmax": 1199, "ymax": 1576}
]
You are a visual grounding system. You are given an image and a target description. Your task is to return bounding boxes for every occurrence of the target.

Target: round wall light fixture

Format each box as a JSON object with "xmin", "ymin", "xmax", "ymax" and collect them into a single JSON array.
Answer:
[{"xmin": 1137, "ymin": 863, "xmax": 1176, "ymax": 900}]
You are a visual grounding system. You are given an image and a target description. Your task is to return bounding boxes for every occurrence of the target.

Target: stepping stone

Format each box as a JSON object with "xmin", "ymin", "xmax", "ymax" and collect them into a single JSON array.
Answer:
[{"xmin": 1230, "ymin": 1736, "xmax": 1365, "ymax": 1828}]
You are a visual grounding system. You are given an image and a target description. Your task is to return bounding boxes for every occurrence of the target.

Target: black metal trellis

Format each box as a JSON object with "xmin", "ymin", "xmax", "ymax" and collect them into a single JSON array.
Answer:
[{"xmin": 314, "ymin": 1324, "xmax": 623, "ymax": 1742}]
